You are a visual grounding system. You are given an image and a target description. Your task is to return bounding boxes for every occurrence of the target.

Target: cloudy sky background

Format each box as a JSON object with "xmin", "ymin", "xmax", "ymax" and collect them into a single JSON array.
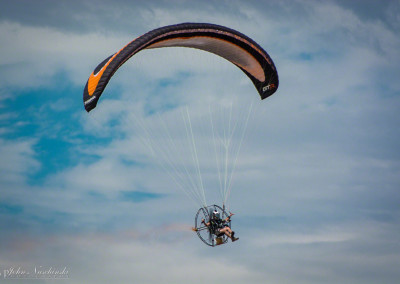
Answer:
[{"xmin": 1, "ymin": 0, "xmax": 400, "ymax": 283}]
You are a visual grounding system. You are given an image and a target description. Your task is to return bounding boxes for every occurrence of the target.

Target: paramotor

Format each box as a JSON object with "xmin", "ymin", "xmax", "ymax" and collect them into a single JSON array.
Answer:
[
  {"xmin": 194, "ymin": 204, "xmax": 232, "ymax": 246},
  {"xmin": 82, "ymin": 23, "xmax": 279, "ymax": 247}
]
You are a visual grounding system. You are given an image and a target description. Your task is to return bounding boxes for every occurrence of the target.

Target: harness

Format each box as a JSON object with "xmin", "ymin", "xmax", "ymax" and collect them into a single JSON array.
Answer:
[{"xmin": 209, "ymin": 218, "xmax": 228, "ymax": 236}]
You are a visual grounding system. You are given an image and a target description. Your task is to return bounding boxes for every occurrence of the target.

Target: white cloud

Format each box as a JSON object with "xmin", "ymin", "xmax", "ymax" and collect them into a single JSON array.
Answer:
[
  {"xmin": 0, "ymin": 138, "xmax": 39, "ymax": 186},
  {"xmin": 0, "ymin": 21, "xmax": 129, "ymax": 88},
  {"xmin": 1, "ymin": 219, "xmax": 399, "ymax": 284}
]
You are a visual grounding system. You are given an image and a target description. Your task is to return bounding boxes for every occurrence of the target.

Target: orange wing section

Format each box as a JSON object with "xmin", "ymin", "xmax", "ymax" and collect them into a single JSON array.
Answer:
[{"xmin": 86, "ymin": 52, "xmax": 119, "ymax": 96}]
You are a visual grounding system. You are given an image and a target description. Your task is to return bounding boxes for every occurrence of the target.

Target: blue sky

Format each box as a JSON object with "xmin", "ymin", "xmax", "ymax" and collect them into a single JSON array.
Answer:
[{"xmin": 1, "ymin": 0, "xmax": 400, "ymax": 283}]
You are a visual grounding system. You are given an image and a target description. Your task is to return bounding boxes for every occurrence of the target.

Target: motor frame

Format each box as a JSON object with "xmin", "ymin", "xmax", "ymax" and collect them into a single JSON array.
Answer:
[{"xmin": 194, "ymin": 204, "xmax": 231, "ymax": 247}]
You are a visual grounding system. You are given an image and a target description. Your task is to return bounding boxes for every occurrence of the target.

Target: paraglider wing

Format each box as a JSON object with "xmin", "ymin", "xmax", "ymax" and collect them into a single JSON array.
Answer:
[{"xmin": 83, "ymin": 23, "xmax": 279, "ymax": 112}]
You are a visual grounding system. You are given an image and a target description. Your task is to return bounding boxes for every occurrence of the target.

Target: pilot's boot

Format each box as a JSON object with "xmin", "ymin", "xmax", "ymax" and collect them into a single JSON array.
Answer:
[{"xmin": 231, "ymin": 231, "xmax": 239, "ymax": 241}]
